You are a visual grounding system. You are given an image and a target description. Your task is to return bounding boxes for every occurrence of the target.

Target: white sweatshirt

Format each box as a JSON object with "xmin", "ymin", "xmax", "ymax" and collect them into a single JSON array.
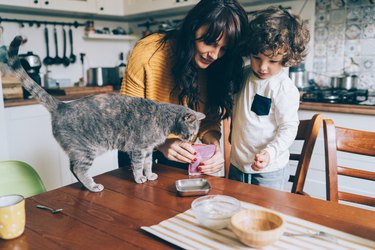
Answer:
[{"xmin": 230, "ymin": 66, "xmax": 300, "ymax": 173}]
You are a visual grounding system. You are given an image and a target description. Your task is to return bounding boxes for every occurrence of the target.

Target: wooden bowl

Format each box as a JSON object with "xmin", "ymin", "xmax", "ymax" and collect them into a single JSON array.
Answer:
[{"xmin": 230, "ymin": 208, "xmax": 285, "ymax": 248}]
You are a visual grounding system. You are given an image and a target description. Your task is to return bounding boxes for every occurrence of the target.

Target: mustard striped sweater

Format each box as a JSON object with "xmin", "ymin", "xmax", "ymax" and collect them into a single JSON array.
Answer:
[{"xmin": 120, "ymin": 33, "xmax": 221, "ymax": 140}]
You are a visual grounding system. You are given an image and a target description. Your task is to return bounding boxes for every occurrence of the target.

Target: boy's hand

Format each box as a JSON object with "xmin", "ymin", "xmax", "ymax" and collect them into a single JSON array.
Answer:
[{"xmin": 251, "ymin": 149, "xmax": 270, "ymax": 171}]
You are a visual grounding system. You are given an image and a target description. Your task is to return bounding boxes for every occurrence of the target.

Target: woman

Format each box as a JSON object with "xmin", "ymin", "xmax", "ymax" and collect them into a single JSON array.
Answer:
[{"xmin": 119, "ymin": 0, "xmax": 248, "ymax": 175}]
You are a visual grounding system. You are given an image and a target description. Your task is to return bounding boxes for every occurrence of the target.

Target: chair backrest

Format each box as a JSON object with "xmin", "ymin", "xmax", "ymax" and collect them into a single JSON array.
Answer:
[
  {"xmin": 223, "ymin": 118, "xmax": 231, "ymax": 179},
  {"xmin": 323, "ymin": 119, "xmax": 375, "ymax": 207},
  {"xmin": 289, "ymin": 114, "xmax": 323, "ymax": 195},
  {"xmin": 0, "ymin": 160, "xmax": 46, "ymax": 198},
  {"xmin": 223, "ymin": 114, "xmax": 323, "ymax": 195}
]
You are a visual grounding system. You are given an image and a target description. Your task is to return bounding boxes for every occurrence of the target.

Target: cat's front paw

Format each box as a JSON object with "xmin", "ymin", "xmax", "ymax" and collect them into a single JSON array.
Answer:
[
  {"xmin": 134, "ymin": 176, "xmax": 147, "ymax": 184},
  {"xmin": 147, "ymin": 173, "xmax": 158, "ymax": 181},
  {"xmin": 88, "ymin": 183, "xmax": 104, "ymax": 192}
]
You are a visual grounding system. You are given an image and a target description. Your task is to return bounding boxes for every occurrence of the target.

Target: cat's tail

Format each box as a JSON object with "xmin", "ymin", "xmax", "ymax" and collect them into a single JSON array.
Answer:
[{"xmin": 7, "ymin": 36, "xmax": 59, "ymax": 112}]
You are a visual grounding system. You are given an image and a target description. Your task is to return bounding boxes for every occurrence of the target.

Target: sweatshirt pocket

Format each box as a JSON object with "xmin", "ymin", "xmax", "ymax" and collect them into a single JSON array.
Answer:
[{"xmin": 251, "ymin": 94, "xmax": 272, "ymax": 116}]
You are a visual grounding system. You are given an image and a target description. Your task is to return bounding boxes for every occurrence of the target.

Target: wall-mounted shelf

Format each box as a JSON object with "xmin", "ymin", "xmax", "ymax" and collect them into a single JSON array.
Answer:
[{"xmin": 83, "ymin": 33, "xmax": 139, "ymax": 41}]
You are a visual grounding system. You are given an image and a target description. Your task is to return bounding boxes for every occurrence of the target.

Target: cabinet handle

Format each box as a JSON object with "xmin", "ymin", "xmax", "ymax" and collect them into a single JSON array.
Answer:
[
  {"xmin": 45, "ymin": 1, "xmax": 49, "ymax": 5},
  {"xmin": 100, "ymin": 7, "xmax": 104, "ymax": 11},
  {"xmin": 34, "ymin": 0, "xmax": 38, "ymax": 4}
]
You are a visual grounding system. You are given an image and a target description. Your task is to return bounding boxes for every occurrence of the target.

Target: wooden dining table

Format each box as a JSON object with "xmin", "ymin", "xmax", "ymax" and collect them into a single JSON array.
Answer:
[{"xmin": 1, "ymin": 164, "xmax": 375, "ymax": 249}]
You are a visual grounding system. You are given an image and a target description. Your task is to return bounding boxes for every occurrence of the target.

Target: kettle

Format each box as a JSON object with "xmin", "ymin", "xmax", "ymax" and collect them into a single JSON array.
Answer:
[{"xmin": 289, "ymin": 63, "xmax": 308, "ymax": 89}]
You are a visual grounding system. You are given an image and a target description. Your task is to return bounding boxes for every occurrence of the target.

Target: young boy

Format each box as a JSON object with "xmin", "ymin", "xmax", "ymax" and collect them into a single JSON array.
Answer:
[{"xmin": 229, "ymin": 7, "xmax": 310, "ymax": 190}]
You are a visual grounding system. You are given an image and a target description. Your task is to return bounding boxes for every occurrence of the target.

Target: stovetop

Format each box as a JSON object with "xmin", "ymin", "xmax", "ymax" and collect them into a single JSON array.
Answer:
[{"xmin": 300, "ymin": 87, "xmax": 373, "ymax": 105}]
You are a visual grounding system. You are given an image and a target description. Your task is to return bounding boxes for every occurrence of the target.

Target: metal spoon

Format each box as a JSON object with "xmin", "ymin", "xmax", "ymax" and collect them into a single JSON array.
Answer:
[
  {"xmin": 36, "ymin": 204, "xmax": 63, "ymax": 214},
  {"xmin": 284, "ymin": 231, "xmax": 337, "ymax": 242}
]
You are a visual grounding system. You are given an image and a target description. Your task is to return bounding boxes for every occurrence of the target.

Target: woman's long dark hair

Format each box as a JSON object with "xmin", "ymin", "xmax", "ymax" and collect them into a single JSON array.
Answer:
[{"xmin": 161, "ymin": 0, "xmax": 248, "ymax": 119}]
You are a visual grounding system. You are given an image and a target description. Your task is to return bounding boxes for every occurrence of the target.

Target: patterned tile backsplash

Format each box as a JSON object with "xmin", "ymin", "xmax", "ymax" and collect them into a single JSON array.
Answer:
[{"xmin": 313, "ymin": 0, "xmax": 375, "ymax": 93}]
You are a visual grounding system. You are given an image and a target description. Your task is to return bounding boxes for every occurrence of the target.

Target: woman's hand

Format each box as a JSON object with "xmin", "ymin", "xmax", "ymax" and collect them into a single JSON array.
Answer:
[
  {"xmin": 251, "ymin": 149, "xmax": 270, "ymax": 171},
  {"xmin": 199, "ymin": 144, "xmax": 224, "ymax": 174},
  {"xmin": 157, "ymin": 138, "xmax": 196, "ymax": 163},
  {"xmin": 199, "ymin": 131, "xmax": 225, "ymax": 174}
]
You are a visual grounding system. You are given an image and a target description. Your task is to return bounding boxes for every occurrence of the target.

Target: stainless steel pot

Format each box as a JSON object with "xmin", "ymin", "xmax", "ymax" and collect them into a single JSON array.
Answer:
[
  {"xmin": 330, "ymin": 75, "xmax": 358, "ymax": 90},
  {"xmin": 341, "ymin": 75, "xmax": 358, "ymax": 90}
]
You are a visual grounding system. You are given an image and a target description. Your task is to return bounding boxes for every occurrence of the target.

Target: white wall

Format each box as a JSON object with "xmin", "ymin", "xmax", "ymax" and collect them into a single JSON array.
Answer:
[
  {"xmin": 0, "ymin": 11, "xmax": 136, "ymax": 86},
  {"xmin": 0, "ymin": 72, "xmax": 10, "ymax": 160}
]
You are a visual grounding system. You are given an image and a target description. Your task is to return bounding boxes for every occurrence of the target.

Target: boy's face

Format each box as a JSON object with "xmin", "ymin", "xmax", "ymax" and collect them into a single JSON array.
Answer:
[{"xmin": 250, "ymin": 50, "xmax": 284, "ymax": 79}]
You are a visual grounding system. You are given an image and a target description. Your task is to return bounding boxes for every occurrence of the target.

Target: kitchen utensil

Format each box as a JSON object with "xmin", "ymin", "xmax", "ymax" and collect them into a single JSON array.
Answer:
[
  {"xmin": 191, "ymin": 195, "xmax": 241, "ymax": 229},
  {"xmin": 331, "ymin": 75, "xmax": 358, "ymax": 90},
  {"xmin": 230, "ymin": 208, "xmax": 285, "ymax": 248},
  {"xmin": 36, "ymin": 204, "xmax": 63, "ymax": 214},
  {"xmin": 330, "ymin": 76, "xmax": 343, "ymax": 89},
  {"xmin": 61, "ymin": 28, "xmax": 70, "ymax": 67},
  {"xmin": 69, "ymin": 27, "xmax": 76, "ymax": 63},
  {"xmin": 341, "ymin": 75, "xmax": 358, "ymax": 90},
  {"xmin": 79, "ymin": 53, "xmax": 86, "ymax": 86},
  {"xmin": 42, "ymin": 26, "xmax": 53, "ymax": 66},
  {"xmin": 175, "ymin": 178, "xmax": 211, "ymax": 196},
  {"xmin": 87, "ymin": 67, "xmax": 119, "ymax": 87},
  {"xmin": 284, "ymin": 231, "xmax": 337, "ymax": 242},
  {"xmin": 289, "ymin": 63, "xmax": 308, "ymax": 89},
  {"xmin": 52, "ymin": 26, "xmax": 62, "ymax": 65}
]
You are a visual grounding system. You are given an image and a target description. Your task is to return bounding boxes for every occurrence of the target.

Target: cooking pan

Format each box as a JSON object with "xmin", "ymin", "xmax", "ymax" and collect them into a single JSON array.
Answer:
[{"xmin": 330, "ymin": 75, "xmax": 358, "ymax": 90}]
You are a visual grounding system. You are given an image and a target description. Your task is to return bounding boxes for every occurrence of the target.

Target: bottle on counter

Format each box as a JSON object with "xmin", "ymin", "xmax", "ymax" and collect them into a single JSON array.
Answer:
[{"xmin": 116, "ymin": 52, "xmax": 126, "ymax": 91}]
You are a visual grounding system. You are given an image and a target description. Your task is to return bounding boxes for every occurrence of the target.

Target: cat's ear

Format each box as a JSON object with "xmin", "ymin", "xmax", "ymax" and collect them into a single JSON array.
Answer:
[
  {"xmin": 183, "ymin": 112, "xmax": 205, "ymax": 123},
  {"xmin": 195, "ymin": 112, "xmax": 205, "ymax": 121}
]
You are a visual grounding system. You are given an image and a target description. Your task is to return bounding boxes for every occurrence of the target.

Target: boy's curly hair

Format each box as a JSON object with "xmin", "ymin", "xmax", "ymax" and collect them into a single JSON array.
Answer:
[{"xmin": 245, "ymin": 6, "xmax": 310, "ymax": 67}]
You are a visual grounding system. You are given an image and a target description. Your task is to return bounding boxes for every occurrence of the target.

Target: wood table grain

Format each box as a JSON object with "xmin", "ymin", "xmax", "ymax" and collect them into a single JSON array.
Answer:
[{"xmin": 1, "ymin": 165, "xmax": 375, "ymax": 249}]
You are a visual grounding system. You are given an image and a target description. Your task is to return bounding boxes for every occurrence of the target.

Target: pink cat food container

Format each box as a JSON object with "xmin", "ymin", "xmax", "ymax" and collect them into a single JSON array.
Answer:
[{"xmin": 188, "ymin": 144, "xmax": 216, "ymax": 176}]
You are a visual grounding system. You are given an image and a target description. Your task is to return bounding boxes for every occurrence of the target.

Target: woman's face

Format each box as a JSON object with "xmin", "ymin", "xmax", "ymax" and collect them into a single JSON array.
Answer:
[{"xmin": 194, "ymin": 26, "xmax": 227, "ymax": 69}]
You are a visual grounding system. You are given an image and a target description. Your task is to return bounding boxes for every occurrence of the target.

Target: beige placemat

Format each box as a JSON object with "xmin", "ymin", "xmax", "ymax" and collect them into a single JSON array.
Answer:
[{"xmin": 141, "ymin": 201, "xmax": 375, "ymax": 250}]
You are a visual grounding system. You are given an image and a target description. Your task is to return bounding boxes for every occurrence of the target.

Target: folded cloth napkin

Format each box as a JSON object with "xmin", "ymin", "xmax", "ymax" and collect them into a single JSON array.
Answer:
[{"xmin": 188, "ymin": 144, "xmax": 216, "ymax": 175}]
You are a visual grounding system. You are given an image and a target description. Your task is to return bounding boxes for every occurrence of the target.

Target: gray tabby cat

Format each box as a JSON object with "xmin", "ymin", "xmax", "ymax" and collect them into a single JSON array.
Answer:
[{"xmin": 5, "ymin": 36, "xmax": 205, "ymax": 192}]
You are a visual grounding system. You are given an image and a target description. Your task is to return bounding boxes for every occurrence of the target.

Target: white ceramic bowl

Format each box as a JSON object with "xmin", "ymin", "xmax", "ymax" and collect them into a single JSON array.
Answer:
[
  {"xmin": 230, "ymin": 208, "xmax": 285, "ymax": 248},
  {"xmin": 191, "ymin": 195, "xmax": 241, "ymax": 229}
]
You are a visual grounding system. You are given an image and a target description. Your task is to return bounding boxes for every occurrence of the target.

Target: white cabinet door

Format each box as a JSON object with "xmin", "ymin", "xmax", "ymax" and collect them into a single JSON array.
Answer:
[
  {"xmin": 123, "ymin": 0, "xmax": 198, "ymax": 16},
  {"xmin": 5, "ymin": 104, "xmax": 63, "ymax": 191},
  {"xmin": 0, "ymin": 0, "xmax": 96, "ymax": 13},
  {"xmin": 96, "ymin": 0, "xmax": 124, "ymax": 16},
  {"xmin": 40, "ymin": 0, "xmax": 96, "ymax": 13},
  {"xmin": 4, "ymin": 104, "xmax": 118, "ymax": 191},
  {"xmin": 0, "ymin": 0, "xmax": 40, "ymax": 8}
]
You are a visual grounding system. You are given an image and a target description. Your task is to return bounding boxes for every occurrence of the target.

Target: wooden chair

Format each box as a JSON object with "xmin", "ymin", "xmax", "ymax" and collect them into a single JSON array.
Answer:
[
  {"xmin": 289, "ymin": 114, "xmax": 323, "ymax": 195},
  {"xmin": 323, "ymin": 119, "xmax": 375, "ymax": 207},
  {"xmin": 223, "ymin": 114, "xmax": 323, "ymax": 195}
]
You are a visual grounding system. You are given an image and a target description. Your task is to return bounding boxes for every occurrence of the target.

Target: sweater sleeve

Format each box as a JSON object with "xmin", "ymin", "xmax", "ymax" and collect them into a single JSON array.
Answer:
[{"xmin": 120, "ymin": 40, "xmax": 146, "ymax": 98}]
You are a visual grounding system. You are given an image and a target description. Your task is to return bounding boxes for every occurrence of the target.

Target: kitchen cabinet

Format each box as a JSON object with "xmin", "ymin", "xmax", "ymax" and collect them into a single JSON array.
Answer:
[
  {"xmin": 96, "ymin": 0, "xmax": 124, "ymax": 16},
  {"xmin": 0, "ymin": 0, "xmax": 39, "ymax": 8},
  {"xmin": 3, "ymin": 104, "xmax": 118, "ymax": 191},
  {"xmin": 123, "ymin": 0, "xmax": 199, "ymax": 16},
  {"xmin": 41, "ymin": 0, "xmax": 97, "ymax": 14},
  {"xmin": 0, "ymin": 0, "xmax": 97, "ymax": 14}
]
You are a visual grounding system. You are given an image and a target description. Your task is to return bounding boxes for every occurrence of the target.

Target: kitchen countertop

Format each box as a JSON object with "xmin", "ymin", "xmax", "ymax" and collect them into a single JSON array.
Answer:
[
  {"xmin": 4, "ymin": 86, "xmax": 117, "ymax": 108},
  {"xmin": 299, "ymin": 101, "xmax": 375, "ymax": 115},
  {"xmin": 4, "ymin": 91, "xmax": 374, "ymax": 116}
]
